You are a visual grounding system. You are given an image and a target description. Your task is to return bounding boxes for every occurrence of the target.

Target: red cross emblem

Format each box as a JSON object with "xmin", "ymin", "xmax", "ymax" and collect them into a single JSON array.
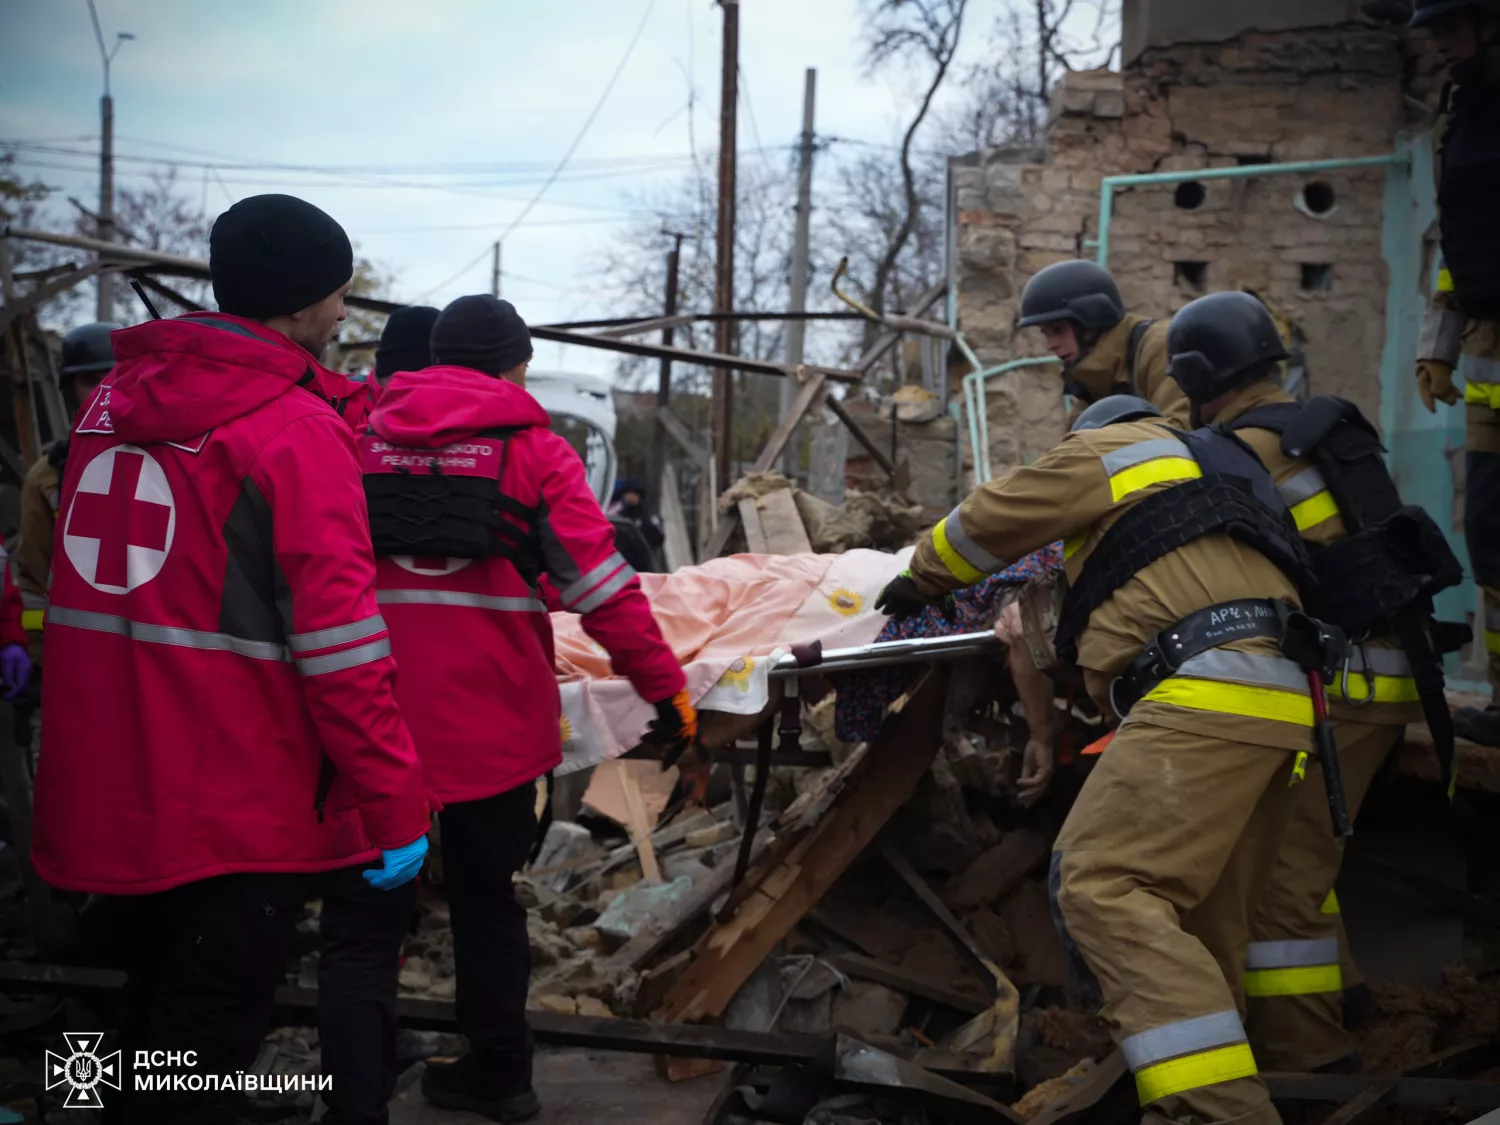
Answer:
[
  {"xmin": 62, "ymin": 445, "xmax": 176, "ymax": 593},
  {"xmin": 393, "ymin": 556, "xmax": 473, "ymax": 577}
]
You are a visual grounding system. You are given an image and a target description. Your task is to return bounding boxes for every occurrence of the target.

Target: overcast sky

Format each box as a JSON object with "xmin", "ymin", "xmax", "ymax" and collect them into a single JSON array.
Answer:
[{"xmin": 1, "ymin": 0, "xmax": 1113, "ymax": 372}]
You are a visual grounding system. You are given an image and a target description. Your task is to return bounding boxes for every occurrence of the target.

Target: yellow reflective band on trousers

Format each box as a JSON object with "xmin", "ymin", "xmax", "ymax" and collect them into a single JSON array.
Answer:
[
  {"xmin": 20, "ymin": 609, "xmax": 43, "ymax": 632},
  {"xmin": 1488, "ymin": 629, "xmax": 1500, "ymax": 657},
  {"xmin": 1439, "ymin": 267, "xmax": 1455, "ymax": 293},
  {"xmin": 1332, "ymin": 670, "xmax": 1419, "ymax": 703},
  {"xmin": 931, "ymin": 519, "xmax": 985, "ymax": 584},
  {"xmin": 1135, "ymin": 1044, "xmax": 1259, "ymax": 1104},
  {"xmin": 1465, "ymin": 381, "xmax": 1500, "ymax": 410},
  {"xmin": 1243, "ymin": 938, "xmax": 1341, "ymax": 997},
  {"xmin": 1320, "ymin": 889, "xmax": 1340, "ymax": 915},
  {"xmin": 1121, "ymin": 1010, "xmax": 1257, "ymax": 1105}
]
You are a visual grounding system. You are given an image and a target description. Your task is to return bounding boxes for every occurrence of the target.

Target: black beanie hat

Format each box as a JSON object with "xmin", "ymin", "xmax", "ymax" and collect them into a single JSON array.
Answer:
[
  {"xmin": 374, "ymin": 305, "xmax": 439, "ymax": 382},
  {"xmin": 430, "ymin": 295, "xmax": 533, "ymax": 376},
  {"xmin": 210, "ymin": 194, "xmax": 354, "ymax": 319}
]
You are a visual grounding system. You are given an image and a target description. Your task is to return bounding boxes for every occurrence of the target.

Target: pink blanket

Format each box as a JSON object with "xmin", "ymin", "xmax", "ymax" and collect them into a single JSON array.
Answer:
[{"xmin": 555, "ymin": 549, "xmax": 909, "ymax": 773}]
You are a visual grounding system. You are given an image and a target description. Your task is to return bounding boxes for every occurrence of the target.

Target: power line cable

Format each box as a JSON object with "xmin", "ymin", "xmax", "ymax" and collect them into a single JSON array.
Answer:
[{"xmin": 413, "ymin": 0, "xmax": 657, "ymax": 304}]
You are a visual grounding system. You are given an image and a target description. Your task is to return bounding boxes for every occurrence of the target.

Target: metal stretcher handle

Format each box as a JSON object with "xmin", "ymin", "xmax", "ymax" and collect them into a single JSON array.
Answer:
[{"xmin": 768, "ymin": 631, "xmax": 1001, "ymax": 678}]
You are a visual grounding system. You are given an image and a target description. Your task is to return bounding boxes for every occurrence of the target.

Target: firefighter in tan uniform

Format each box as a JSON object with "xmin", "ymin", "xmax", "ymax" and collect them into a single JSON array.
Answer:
[
  {"xmin": 879, "ymin": 389, "xmax": 1339, "ymax": 1125},
  {"xmin": 1178, "ymin": 292, "xmax": 1465, "ymax": 1072},
  {"xmin": 1410, "ymin": 0, "xmax": 1500, "ymax": 745},
  {"xmin": 16, "ymin": 323, "xmax": 117, "ymax": 665},
  {"xmin": 1019, "ymin": 259, "xmax": 1191, "ymax": 427}
]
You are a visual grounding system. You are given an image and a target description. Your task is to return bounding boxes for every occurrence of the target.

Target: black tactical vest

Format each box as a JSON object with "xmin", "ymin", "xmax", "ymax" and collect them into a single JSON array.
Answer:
[
  {"xmin": 1439, "ymin": 86, "xmax": 1500, "ymax": 320},
  {"xmin": 1053, "ymin": 425, "xmax": 1312, "ymax": 663}
]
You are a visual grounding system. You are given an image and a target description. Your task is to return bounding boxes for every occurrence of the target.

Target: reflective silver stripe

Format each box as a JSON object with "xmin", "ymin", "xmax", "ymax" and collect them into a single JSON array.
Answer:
[
  {"xmin": 942, "ymin": 506, "xmax": 1004, "ymax": 573},
  {"xmin": 1347, "ymin": 646, "xmax": 1412, "ymax": 677},
  {"xmin": 1467, "ymin": 355, "xmax": 1500, "ymax": 386},
  {"xmin": 377, "ymin": 589, "xmax": 545, "ymax": 612},
  {"xmin": 1245, "ymin": 938, "xmax": 1339, "ymax": 969},
  {"xmin": 1120, "ymin": 1010, "xmax": 1247, "ymax": 1071},
  {"xmin": 287, "ymin": 614, "xmax": 386, "ymax": 653},
  {"xmin": 1100, "ymin": 437, "xmax": 1191, "ymax": 476},
  {"xmin": 571, "ymin": 564, "xmax": 635, "ymax": 614},
  {"xmin": 296, "ymin": 637, "xmax": 392, "ymax": 676},
  {"xmin": 1172, "ymin": 649, "xmax": 1310, "ymax": 694},
  {"xmin": 47, "ymin": 605, "xmax": 289, "ymax": 662},
  {"xmin": 19, "ymin": 590, "xmax": 45, "ymax": 610},
  {"xmin": 560, "ymin": 551, "xmax": 628, "ymax": 607},
  {"xmin": 1278, "ymin": 467, "xmax": 1329, "ymax": 508}
]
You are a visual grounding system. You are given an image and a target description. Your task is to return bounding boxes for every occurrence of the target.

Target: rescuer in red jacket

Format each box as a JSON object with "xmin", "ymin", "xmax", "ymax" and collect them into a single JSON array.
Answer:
[
  {"xmin": 34, "ymin": 194, "xmax": 428, "ymax": 1125},
  {"xmin": 365, "ymin": 294, "xmax": 695, "ymax": 1122}
]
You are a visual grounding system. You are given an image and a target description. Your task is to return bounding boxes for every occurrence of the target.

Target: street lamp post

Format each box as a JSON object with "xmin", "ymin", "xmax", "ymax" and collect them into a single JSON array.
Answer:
[{"xmin": 86, "ymin": 0, "xmax": 133, "ymax": 322}]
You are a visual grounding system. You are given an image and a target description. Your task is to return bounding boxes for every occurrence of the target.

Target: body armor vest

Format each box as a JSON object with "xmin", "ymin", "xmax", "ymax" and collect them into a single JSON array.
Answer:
[
  {"xmin": 1439, "ymin": 87, "xmax": 1500, "ymax": 321},
  {"xmin": 1225, "ymin": 397, "xmax": 1463, "ymax": 637},
  {"xmin": 361, "ymin": 427, "xmax": 542, "ymax": 581},
  {"xmin": 1053, "ymin": 426, "xmax": 1312, "ymax": 663}
]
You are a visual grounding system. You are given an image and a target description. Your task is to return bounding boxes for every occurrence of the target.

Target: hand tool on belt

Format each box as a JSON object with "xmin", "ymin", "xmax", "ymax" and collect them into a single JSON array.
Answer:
[{"xmin": 1110, "ymin": 597, "xmax": 1352, "ymax": 837}]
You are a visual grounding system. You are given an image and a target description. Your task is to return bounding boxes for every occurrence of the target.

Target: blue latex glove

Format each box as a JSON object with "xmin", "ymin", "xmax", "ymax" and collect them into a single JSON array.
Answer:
[
  {"xmin": 1, "ymin": 644, "xmax": 31, "ymax": 701},
  {"xmin": 362, "ymin": 834, "xmax": 428, "ymax": 891}
]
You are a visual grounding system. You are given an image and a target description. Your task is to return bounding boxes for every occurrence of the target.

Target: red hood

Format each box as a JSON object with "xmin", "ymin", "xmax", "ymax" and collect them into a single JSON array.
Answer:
[
  {"xmin": 106, "ymin": 313, "xmax": 325, "ymax": 445},
  {"xmin": 369, "ymin": 366, "xmax": 551, "ymax": 449}
]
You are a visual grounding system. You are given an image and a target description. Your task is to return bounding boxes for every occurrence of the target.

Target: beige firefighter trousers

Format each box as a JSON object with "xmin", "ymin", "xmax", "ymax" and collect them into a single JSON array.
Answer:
[
  {"xmin": 1053, "ymin": 719, "xmax": 1301, "ymax": 1125},
  {"xmin": 1243, "ymin": 722, "xmax": 1401, "ymax": 1069}
]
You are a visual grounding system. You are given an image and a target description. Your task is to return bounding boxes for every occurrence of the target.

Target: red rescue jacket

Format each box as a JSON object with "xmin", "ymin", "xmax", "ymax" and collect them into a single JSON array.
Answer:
[
  {"xmin": 0, "ymin": 546, "xmax": 27, "ymax": 650},
  {"xmin": 368, "ymin": 366, "xmax": 684, "ymax": 803},
  {"xmin": 34, "ymin": 312, "xmax": 429, "ymax": 896}
]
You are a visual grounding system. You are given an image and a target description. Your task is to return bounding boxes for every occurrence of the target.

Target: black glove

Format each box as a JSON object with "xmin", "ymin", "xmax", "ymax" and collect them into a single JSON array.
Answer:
[
  {"xmin": 875, "ymin": 572, "xmax": 955, "ymax": 622},
  {"xmin": 645, "ymin": 689, "xmax": 698, "ymax": 769}
]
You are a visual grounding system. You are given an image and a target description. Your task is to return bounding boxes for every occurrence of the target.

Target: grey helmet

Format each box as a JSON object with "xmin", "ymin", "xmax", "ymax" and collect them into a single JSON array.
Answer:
[
  {"xmin": 1019, "ymin": 260, "xmax": 1127, "ymax": 331},
  {"xmin": 1071, "ymin": 394, "xmax": 1163, "ymax": 433},
  {"xmin": 60, "ymin": 322, "xmax": 120, "ymax": 376}
]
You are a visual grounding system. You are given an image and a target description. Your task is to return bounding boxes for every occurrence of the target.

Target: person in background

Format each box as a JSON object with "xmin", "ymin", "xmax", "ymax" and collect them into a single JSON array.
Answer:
[
  {"xmin": 372, "ymin": 305, "xmax": 439, "ymax": 388},
  {"xmin": 33, "ymin": 194, "xmax": 428, "ymax": 1125},
  {"xmin": 364, "ymin": 294, "xmax": 694, "ymax": 1123},
  {"xmin": 1018, "ymin": 259, "xmax": 1190, "ymax": 427},
  {"xmin": 606, "ymin": 476, "xmax": 665, "ymax": 572},
  {"xmin": 15, "ymin": 323, "xmax": 118, "ymax": 666}
]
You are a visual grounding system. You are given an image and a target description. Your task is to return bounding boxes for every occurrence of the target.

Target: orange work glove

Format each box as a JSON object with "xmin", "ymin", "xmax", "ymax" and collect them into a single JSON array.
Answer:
[
  {"xmin": 1417, "ymin": 359, "xmax": 1461, "ymax": 413},
  {"xmin": 646, "ymin": 689, "xmax": 699, "ymax": 769}
]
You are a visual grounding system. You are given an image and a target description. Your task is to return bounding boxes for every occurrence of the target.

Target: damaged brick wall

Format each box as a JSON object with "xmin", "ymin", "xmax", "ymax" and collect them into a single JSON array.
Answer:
[{"xmin": 953, "ymin": 21, "xmax": 1440, "ymax": 476}]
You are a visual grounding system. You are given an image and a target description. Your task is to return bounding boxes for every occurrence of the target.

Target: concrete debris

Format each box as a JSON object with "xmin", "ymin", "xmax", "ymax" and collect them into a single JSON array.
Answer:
[
  {"xmin": 532, "ymin": 821, "xmax": 605, "ymax": 893},
  {"xmin": 831, "ymin": 981, "xmax": 909, "ymax": 1039},
  {"xmin": 594, "ymin": 875, "xmax": 696, "ymax": 944},
  {"xmin": 794, "ymin": 488, "xmax": 925, "ymax": 554}
]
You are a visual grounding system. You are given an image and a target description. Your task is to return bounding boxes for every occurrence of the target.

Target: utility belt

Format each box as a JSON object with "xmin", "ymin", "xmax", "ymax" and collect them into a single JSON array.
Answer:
[{"xmin": 1111, "ymin": 598, "xmax": 1354, "ymax": 837}]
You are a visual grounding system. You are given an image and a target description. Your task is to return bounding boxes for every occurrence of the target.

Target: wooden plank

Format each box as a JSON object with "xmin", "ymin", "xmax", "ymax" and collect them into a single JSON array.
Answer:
[
  {"xmin": 748, "ymin": 370, "xmax": 827, "ymax": 475},
  {"xmin": 828, "ymin": 952, "xmax": 988, "ymax": 1016},
  {"xmin": 825, "ymin": 395, "xmax": 895, "ymax": 477},
  {"xmin": 737, "ymin": 497, "xmax": 768, "ymax": 553},
  {"xmin": 658, "ymin": 670, "xmax": 950, "ymax": 1023},
  {"xmin": 659, "ymin": 462, "xmax": 695, "ymax": 571},
  {"xmin": 754, "ymin": 488, "xmax": 812, "ymax": 555},
  {"xmin": 617, "ymin": 762, "xmax": 663, "ymax": 883},
  {"xmin": 658, "ymin": 405, "xmax": 711, "ymax": 471}
]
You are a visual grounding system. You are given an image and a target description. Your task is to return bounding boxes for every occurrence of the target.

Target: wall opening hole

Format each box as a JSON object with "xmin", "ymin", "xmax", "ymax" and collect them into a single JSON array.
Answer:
[
  {"xmin": 1174, "ymin": 261, "xmax": 1208, "ymax": 292},
  {"xmin": 1300, "ymin": 181, "xmax": 1337, "ymax": 216},
  {"xmin": 1301, "ymin": 263, "xmax": 1334, "ymax": 292},
  {"xmin": 1236, "ymin": 154, "xmax": 1273, "ymax": 166},
  {"xmin": 1174, "ymin": 181, "xmax": 1207, "ymax": 210}
]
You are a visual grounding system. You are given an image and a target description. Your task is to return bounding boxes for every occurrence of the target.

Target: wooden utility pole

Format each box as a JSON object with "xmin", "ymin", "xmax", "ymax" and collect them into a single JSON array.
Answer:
[
  {"xmin": 650, "ymin": 232, "xmax": 686, "ymax": 501},
  {"xmin": 491, "ymin": 240, "xmax": 502, "ymax": 299},
  {"xmin": 780, "ymin": 67, "xmax": 817, "ymax": 477},
  {"xmin": 712, "ymin": 0, "xmax": 740, "ymax": 493},
  {"xmin": 87, "ymin": 0, "xmax": 131, "ymax": 323}
]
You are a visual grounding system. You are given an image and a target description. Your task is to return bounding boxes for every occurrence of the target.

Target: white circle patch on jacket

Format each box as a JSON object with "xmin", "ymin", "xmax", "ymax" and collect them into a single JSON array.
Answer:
[{"xmin": 62, "ymin": 444, "xmax": 176, "ymax": 594}]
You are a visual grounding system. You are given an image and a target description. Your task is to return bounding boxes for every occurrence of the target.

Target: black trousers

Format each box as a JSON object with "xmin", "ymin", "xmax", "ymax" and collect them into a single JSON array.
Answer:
[
  {"xmin": 440, "ymin": 782, "xmax": 539, "ymax": 1092},
  {"xmin": 99, "ymin": 871, "xmax": 307, "ymax": 1125},
  {"xmin": 1467, "ymin": 449, "xmax": 1500, "ymax": 587},
  {"xmin": 317, "ymin": 864, "xmax": 419, "ymax": 1125}
]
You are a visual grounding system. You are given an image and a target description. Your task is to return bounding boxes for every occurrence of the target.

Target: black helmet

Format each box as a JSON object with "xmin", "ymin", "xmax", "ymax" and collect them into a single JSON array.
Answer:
[
  {"xmin": 1018, "ymin": 260, "xmax": 1126, "ymax": 331},
  {"xmin": 1071, "ymin": 394, "xmax": 1163, "ymax": 433},
  {"xmin": 60, "ymin": 322, "xmax": 120, "ymax": 377},
  {"xmin": 1167, "ymin": 292, "xmax": 1289, "ymax": 404},
  {"xmin": 1410, "ymin": 0, "xmax": 1500, "ymax": 25}
]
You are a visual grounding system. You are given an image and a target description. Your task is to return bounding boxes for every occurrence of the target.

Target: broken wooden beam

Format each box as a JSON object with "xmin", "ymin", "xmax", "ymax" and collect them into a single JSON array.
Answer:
[
  {"xmin": 828, "ymin": 952, "xmax": 988, "ymax": 1016},
  {"xmin": 657, "ymin": 670, "xmax": 950, "ymax": 1023}
]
